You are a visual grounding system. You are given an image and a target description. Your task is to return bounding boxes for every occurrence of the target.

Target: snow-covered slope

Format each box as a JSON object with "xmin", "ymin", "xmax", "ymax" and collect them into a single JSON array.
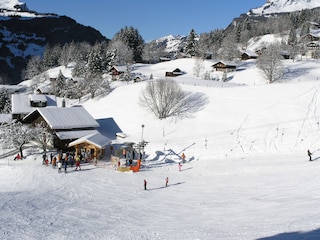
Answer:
[
  {"xmin": 250, "ymin": 0, "xmax": 320, "ymax": 15},
  {"xmin": 2, "ymin": 58, "xmax": 320, "ymax": 240},
  {"xmin": 0, "ymin": 0, "xmax": 27, "ymax": 11}
]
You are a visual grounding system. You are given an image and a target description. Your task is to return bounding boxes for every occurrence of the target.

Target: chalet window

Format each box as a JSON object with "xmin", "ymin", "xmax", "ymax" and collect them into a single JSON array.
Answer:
[{"xmin": 31, "ymin": 101, "xmax": 47, "ymax": 107}]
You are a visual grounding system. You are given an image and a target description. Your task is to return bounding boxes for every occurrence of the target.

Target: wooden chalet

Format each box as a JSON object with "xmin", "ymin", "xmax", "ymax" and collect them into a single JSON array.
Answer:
[
  {"xmin": 212, "ymin": 61, "xmax": 237, "ymax": 72},
  {"xmin": 305, "ymin": 32, "xmax": 320, "ymax": 42},
  {"xmin": 165, "ymin": 68, "xmax": 183, "ymax": 77},
  {"xmin": 241, "ymin": 50, "xmax": 258, "ymax": 60},
  {"xmin": 68, "ymin": 132, "xmax": 112, "ymax": 160},
  {"xmin": 22, "ymin": 106, "xmax": 108, "ymax": 155},
  {"xmin": 110, "ymin": 66, "xmax": 127, "ymax": 80},
  {"xmin": 306, "ymin": 42, "xmax": 320, "ymax": 50}
]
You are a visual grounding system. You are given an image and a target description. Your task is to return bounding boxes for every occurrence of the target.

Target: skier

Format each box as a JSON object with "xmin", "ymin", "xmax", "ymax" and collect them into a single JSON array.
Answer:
[
  {"xmin": 308, "ymin": 149, "xmax": 312, "ymax": 161},
  {"xmin": 64, "ymin": 158, "xmax": 68, "ymax": 173},
  {"xmin": 178, "ymin": 162, "xmax": 182, "ymax": 171},
  {"xmin": 181, "ymin": 152, "xmax": 186, "ymax": 163},
  {"xmin": 165, "ymin": 177, "xmax": 169, "ymax": 187},
  {"xmin": 144, "ymin": 179, "xmax": 147, "ymax": 190},
  {"xmin": 57, "ymin": 161, "xmax": 62, "ymax": 173},
  {"xmin": 75, "ymin": 155, "xmax": 81, "ymax": 171}
]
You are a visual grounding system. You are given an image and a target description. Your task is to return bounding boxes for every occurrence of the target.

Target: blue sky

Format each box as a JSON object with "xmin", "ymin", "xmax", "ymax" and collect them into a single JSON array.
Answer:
[{"xmin": 26, "ymin": 0, "xmax": 266, "ymax": 41}]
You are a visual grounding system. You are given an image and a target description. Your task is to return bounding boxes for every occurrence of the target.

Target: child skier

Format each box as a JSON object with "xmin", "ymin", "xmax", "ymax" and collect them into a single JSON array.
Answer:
[
  {"xmin": 75, "ymin": 156, "xmax": 81, "ymax": 171},
  {"xmin": 57, "ymin": 161, "xmax": 62, "ymax": 173}
]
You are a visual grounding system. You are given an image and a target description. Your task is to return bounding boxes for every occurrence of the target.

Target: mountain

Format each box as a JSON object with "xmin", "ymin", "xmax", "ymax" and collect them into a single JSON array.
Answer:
[
  {"xmin": 0, "ymin": 0, "xmax": 27, "ymax": 11},
  {"xmin": 249, "ymin": 0, "xmax": 320, "ymax": 15},
  {"xmin": 0, "ymin": 0, "xmax": 108, "ymax": 85}
]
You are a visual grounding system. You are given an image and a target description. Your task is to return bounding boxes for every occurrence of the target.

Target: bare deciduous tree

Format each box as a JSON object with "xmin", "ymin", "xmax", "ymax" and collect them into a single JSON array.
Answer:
[
  {"xmin": 33, "ymin": 122, "xmax": 54, "ymax": 154},
  {"xmin": 257, "ymin": 43, "xmax": 285, "ymax": 84},
  {"xmin": 0, "ymin": 121, "xmax": 34, "ymax": 158},
  {"xmin": 139, "ymin": 79, "xmax": 208, "ymax": 119}
]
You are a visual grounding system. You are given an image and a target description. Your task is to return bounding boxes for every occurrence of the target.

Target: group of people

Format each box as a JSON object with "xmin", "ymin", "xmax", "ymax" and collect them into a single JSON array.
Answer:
[{"xmin": 42, "ymin": 151, "xmax": 82, "ymax": 173}]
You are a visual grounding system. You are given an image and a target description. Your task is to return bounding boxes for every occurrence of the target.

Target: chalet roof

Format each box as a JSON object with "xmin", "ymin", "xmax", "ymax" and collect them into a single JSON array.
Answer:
[
  {"xmin": 11, "ymin": 93, "xmax": 65, "ymax": 114},
  {"xmin": 29, "ymin": 94, "xmax": 47, "ymax": 102},
  {"xmin": 56, "ymin": 130, "xmax": 98, "ymax": 140},
  {"xmin": 111, "ymin": 66, "xmax": 127, "ymax": 73},
  {"xmin": 68, "ymin": 131, "xmax": 112, "ymax": 149},
  {"xmin": 173, "ymin": 68, "xmax": 182, "ymax": 72},
  {"xmin": 241, "ymin": 50, "xmax": 258, "ymax": 57},
  {"xmin": 23, "ymin": 106, "xmax": 99, "ymax": 130},
  {"xmin": 309, "ymin": 29, "xmax": 320, "ymax": 38},
  {"xmin": 211, "ymin": 61, "xmax": 237, "ymax": 67},
  {"xmin": 0, "ymin": 114, "xmax": 12, "ymax": 124}
]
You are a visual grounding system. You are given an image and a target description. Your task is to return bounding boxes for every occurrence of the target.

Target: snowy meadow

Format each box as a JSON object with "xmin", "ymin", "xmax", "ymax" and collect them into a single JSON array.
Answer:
[{"xmin": 2, "ymin": 57, "xmax": 320, "ymax": 240}]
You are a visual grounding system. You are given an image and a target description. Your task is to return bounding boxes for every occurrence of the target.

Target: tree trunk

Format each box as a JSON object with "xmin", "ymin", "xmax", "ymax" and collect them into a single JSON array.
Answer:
[{"xmin": 19, "ymin": 145, "xmax": 23, "ymax": 159}]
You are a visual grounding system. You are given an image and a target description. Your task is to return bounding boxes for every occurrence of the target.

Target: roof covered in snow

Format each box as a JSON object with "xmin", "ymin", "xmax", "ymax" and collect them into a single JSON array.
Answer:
[
  {"xmin": 68, "ymin": 131, "xmax": 112, "ymax": 149},
  {"xmin": 0, "ymin": 114, "xmax": 12, "ymax": 123},
  {"xmin": 23, "ymin": 106, "xmax": 99, "ymax": 130},
  {"xmin": 55, "ymin": 130, "xmax": 98, "ymax": 140},
  {"xmin": 11, "ymin": 94, "xmax": 66, "ymax": 114}
]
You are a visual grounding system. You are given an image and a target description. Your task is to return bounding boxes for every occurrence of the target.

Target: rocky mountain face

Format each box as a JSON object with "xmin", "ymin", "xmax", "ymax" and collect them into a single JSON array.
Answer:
[{"xmin": 0, "ymin": 1, "xmax": 108, "ymax": 84}]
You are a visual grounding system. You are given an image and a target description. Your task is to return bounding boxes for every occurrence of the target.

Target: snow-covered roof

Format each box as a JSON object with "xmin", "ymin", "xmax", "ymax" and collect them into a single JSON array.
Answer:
[
  {"xmin": 68, "ymin": 131, "xmax": 112, "ymax": 149},
  {"xmin": 11, "ymin": 94, "xmax": 64, "ymax": 114},
  {"xmin": 309, "ymin": 29, "xmax": 320, "ymax": 38},
  {"xmin": 211, "ymin": 60, "xmax": 237, "ymax": 67},
  {"xmin": 0, "ymin": 114, "xmax": 12, "ymax": 123},
  {"xmin": 112, "ymin": 66, "xmax": 127, "ymax": 72},
  {"xmin": 241, "ymin": 50, "xmax": 258, "ymax": 57},
  {"xmin": 29, "ymin": 94, "xmax": 47, "ymax": 102},
  {"xmin": 55, "ymin": 130, "xmax": 98, "ymax": 140},
  {"xmin": 24, "ymin": 106, "xmax": 99, "ymax": 130}
]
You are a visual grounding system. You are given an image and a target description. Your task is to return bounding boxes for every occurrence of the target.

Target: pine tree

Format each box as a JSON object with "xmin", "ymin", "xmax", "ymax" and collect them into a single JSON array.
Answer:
[
  {"xmin": 113, "ymin": 26, "xmax": 144, "ymax": 62},
  {"xmin": 184, "ymin": 29, "xmax": 198, "ymax": 57},
  {"xmin": 55, "ymin": 70, "xmax": 66, "ymax": 97},
  {"xmin": 0, "ymin": 88, "xmax": 11, "ymax": 113}
]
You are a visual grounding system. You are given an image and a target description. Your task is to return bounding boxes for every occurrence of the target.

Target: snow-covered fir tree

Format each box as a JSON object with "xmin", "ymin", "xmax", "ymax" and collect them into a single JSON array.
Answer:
[
  {"xmin": 0, "ymin": 88, "xmax": 11, "ymax": 113},
  {"xmin": 184, "ymin": 29, "xmax": 198, "ymax": 57}
]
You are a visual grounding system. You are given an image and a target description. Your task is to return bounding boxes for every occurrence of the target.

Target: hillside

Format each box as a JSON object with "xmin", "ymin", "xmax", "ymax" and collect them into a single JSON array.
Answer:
[
  {"xmin": 0, "ymin": 1, "xmax": 107, "ymax": 85},
  {"xmin": 2, "ymin": 57, "xmax": 320, "ymax": 239},
  {"xmin": 83, "ymin": 58, "xmax": 320, "ymax": 160}
]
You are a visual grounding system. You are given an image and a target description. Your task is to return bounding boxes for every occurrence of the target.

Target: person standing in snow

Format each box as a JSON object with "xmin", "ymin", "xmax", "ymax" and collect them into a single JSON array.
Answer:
[
  {"xmin": 52, "ymin": 157, "xmax": 57, "ymax": 168},
  {"xmin": 57, "ymin": 161, "xmax": 62, "ymax": 173},
  {"xmin": 308, "ymin": 149, "xmax": 312, "ymax": 161},
  {"xmin": 178, "ymin": 162, "xmax": 182, "ymax": 171},
  {"xmin": 64, "ymin": 158, "xmax": 68, "ymax": 173},
  {"xmin": 50, "ymin": 153, "xmax": 53, "ymax": 164},
  {"xmin": 181, "ymin": 152, "xmax": 186, "ymax": 163},
  {"xmin": 144, "ymin": 179, "xmax": 147, "ymax": 190},
  {"xmin": 165, "ymin": 177, "xmax": 169, "ymax": 187},
  {"xmin": 75, "ymin": 155, "xmax": 81, "ymax": 170}
]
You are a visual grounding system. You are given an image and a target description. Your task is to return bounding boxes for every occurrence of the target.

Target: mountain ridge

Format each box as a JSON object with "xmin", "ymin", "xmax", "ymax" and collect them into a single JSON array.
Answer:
[{"xmin": 250, "ymin": 0, "xmax": 320, "ymax": 15}]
